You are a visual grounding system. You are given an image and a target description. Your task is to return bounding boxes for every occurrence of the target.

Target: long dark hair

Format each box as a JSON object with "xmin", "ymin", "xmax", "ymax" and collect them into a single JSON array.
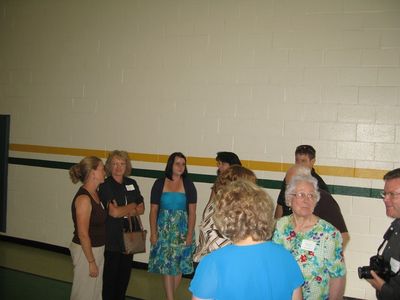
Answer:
[{"xmin": 165, "ymin": 152, "xmax": 188, "ymax": 180}]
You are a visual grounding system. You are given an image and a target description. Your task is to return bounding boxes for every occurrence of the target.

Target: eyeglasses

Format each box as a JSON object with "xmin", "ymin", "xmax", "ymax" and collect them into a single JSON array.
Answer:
[
  {"xmin": 289, "ymin": 192, "xmax": 316, "ymax": 200},
  {"xmin": 380, "ymin": 191, "xmax": 400, "ymax": 199}
]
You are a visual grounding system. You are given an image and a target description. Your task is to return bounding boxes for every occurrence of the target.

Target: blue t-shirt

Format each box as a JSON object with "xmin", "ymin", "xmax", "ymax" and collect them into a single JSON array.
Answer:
[{"xmin": 189, "ymin": 241, "xmax": 304, "ymax": 300}]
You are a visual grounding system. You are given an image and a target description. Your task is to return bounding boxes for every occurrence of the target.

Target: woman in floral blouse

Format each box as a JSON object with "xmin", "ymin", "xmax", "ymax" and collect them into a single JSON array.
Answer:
[{"xmin": 273, "ymin": 170, "xmax": 346, "ymax": 300}]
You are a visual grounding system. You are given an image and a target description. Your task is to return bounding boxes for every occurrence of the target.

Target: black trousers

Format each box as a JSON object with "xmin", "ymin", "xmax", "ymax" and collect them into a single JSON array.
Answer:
[{"xmin": 102, "ymin": 251, "xmax": 133, "ymax": 300}]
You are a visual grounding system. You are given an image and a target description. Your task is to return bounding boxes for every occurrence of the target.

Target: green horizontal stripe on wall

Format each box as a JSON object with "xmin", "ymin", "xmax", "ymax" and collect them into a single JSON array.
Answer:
[
  {"xmin": 329, "ymin": 185, "xmax": 381, "ymax": 198},
  {"xmin": 8, "ymin": 157, "xmax": 382, "ymax": 199},
  {"xmin": 10, "ymin": 143, "xmax": 389, "ymax": 180}
]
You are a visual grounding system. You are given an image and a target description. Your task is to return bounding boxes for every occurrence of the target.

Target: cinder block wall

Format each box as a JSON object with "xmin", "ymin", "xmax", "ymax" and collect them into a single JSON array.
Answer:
[{"xmin": 1, "ymin": 1, "xmax": 400, "ymax": 298}]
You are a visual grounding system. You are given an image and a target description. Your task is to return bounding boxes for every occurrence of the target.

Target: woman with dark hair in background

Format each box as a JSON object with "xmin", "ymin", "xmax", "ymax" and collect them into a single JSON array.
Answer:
[
  {"xmin": 69, "ymin": 156, "xmax": 107, "ymax": 300},
  {"xmin": 148, "ymin": 152, "xmax": 197, "ymax": 300},
  {"xmin": 192, "ymin": 152, "xmax": 242, "ymax": 264},
  {"xmin": 215, "ymin": 151, "xmax": 241, "ymax": 175},
  {"xmin": 98, "ymin": 150, "xmax": 144, "ymax": 300}
]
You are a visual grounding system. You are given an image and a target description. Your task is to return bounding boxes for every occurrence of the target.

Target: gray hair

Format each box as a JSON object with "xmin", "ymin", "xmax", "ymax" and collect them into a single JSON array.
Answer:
[
  {"xmin": 291, "ymin": 165, "xmax": 311, "ymax": 177},
  {"xmin": 285, "ymin": 172, "xmax": 320, "ymax": 207}
]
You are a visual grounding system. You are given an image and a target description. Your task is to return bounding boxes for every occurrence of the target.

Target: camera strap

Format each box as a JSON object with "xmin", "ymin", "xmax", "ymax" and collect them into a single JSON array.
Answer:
[
  {"xmin": 377, "ymin": 224, "xmax": 395, "ymax": 255},
  {"xmin": 383, "ymin": 224, "xmax": 395, "ymax": 241},
  {"xmin": 377, "ymin": 223, "xmax": 400, "ymax": 277}
]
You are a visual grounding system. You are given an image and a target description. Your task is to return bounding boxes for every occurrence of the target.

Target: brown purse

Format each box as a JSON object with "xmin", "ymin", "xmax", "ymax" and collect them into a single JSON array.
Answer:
[{"xmin": 123, "ymin": 214, "xmax": 147, "ymax": 254}]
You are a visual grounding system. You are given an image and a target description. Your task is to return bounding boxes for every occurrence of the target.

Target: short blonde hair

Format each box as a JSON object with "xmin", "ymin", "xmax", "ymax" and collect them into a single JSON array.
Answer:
[
  {"xmin": 212, "ymin": 165, "xmax": 257, "ymax": 194},
  {"xmin": 105, "ymin": 150, "xmax": 132, "ymax": 177},
  {"xmin": 213, "ymin": 180, "xmax": 275, "ymax": 243}
]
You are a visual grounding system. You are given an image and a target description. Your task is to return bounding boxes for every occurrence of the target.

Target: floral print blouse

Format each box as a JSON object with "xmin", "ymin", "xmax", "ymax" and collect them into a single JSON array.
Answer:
[{"xmin": 273, "ymin": 215, "xmax": 346, "ymax": 300}]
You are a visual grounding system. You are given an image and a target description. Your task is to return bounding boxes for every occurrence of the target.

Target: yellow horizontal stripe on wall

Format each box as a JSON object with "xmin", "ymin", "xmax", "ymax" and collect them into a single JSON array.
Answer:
[{"xmin": 9, "ymin": 144, "xmax": 387, "ymax": 180}]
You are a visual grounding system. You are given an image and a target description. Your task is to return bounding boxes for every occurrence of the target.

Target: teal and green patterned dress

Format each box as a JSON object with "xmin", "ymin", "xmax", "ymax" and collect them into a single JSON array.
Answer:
[
  {"xmin": 273, "ymin": 215, "xmax": 346, "ymax": 300},
  {"xmin": 148, "ymin": 192, "xmax": 195, "ymax": 275}
]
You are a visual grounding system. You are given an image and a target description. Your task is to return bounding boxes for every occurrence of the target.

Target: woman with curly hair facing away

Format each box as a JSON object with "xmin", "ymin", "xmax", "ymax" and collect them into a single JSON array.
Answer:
[
  {"xmin": 193, "ymin": 165, "xmax": 256, "ymax": 262},
  {"xmin": 190, "ymin": 180, "xmax": 303, "ymax": 300},
  {"xmin": 69, "ymin": 156, "xmax": 107, "ymax": 300}
]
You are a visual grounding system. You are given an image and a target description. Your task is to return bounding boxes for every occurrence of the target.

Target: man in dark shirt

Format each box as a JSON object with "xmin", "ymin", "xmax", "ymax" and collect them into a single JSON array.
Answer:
[{"xmin": 366, "ymin": 168, "xmax": 400, "ymax": 300}]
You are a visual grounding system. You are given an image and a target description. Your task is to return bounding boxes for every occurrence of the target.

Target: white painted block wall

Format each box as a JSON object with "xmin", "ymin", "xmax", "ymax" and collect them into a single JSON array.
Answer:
[{"xmin": 1, "ymin": 1, "xmax": 400, "ymax": 298}]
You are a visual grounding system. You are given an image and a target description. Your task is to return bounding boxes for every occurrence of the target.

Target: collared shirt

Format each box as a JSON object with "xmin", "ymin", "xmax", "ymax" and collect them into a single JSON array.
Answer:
[
  {"xmin": 379, "ymin": 218, "xmax": 400, "ymax": 300},
  {"xmin": 193, "ymin": 198, "xmax": 231, "ymax": 262},
  {"xmin": 98, "ymin": 176, "xmax": 144, "ymax": 252}
]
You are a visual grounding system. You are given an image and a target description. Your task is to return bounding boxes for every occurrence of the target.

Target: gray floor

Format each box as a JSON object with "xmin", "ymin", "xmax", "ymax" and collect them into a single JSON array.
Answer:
[
  {"xmin": 0, "ymin": 240, "xmax": 192, "ymax": 300},
  {"xmin": 0, "ymin": 240, "xmax": 364, "ymax": 300}
]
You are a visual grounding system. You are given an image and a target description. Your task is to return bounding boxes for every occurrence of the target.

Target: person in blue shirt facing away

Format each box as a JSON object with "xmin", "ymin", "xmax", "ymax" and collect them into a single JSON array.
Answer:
[{"xmin": 190, "ymin": 179, "xmax": 303, "ymax": 300}]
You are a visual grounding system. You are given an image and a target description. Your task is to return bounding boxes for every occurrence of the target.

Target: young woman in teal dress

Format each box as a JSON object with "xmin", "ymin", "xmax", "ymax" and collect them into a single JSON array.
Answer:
[{"xmin": 148, "ymin": 152, "xmax": 197, "ymax": 300}]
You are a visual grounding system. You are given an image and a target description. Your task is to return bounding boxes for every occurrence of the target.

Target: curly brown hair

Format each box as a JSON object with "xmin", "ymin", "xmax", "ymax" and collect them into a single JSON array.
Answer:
[
  {"xmin": 213, "ymin": 180, "xmax": 276, "ymax": 243},
  {"xmin": 212, "ymin": 165, "xmax": 257, "ymax": 194}
]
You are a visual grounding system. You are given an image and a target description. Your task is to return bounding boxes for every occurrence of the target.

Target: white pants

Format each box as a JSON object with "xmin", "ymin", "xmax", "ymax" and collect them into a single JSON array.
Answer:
[{"xmin": 69, "ymin": 242, "xmax": 104, "ymax": 300}]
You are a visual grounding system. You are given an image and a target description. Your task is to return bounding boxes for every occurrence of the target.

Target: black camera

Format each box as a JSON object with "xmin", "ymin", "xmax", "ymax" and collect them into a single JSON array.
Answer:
[{"xmin": 358, "ymin": 255, "xmax": 392, "ymax": 281}]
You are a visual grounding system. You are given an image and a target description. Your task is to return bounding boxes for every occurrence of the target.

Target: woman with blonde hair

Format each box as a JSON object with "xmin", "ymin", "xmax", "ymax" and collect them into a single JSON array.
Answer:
[
  {"xmin": 193, "ymin": 165, "xmax": 257, "ymax": 262},
  {"xmin": 69, "ymin": 156, "xmax": 107, "ymax": 300},
  {"xmin": 98, "ymin": 150, "xmax": 144, "ymax": 300},
  {"xmin": 190, "ymin": 180, "xmax": 303, "ymax": 300}
]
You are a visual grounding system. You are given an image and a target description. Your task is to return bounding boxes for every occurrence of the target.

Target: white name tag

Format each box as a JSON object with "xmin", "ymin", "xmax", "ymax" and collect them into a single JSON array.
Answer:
[
  {"xmin": 390, "ymin": 257, "xmax": 400, "ymax": 273},
  {"xmin": 126, "ymin": 184, "xmax": 135, "ymax": 191},
  {"xmin": 300, "ymin": 239, "xmax": 316, "ymax": 252}
]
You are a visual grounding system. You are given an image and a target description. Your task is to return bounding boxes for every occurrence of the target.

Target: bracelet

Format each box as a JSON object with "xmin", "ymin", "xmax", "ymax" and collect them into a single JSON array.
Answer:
[{"xmin": 88, "ymin": 259, "xmax": 95, "ymax": 263}]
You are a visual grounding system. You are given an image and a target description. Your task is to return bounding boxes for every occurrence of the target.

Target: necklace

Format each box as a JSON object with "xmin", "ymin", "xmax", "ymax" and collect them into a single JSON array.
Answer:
[
  {"xmin": 83, "ymin": 185, "xmax": 100, "ymax": 204},
  {"xmin": 90, "ymin": 191, "xmax": 100, "ymax": 203}
]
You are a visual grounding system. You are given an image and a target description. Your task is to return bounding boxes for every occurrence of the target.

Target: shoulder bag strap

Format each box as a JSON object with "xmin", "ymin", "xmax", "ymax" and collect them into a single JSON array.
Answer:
[{"xmin": 135, "ymin": 215, "xmax": 144, "ymax": 231}]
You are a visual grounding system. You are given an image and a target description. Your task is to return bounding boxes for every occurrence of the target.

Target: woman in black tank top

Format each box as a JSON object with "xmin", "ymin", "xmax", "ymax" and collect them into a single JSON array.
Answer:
[{"xmin": 69, "ymin": 156, "xmax": 107, "ymax": 300}]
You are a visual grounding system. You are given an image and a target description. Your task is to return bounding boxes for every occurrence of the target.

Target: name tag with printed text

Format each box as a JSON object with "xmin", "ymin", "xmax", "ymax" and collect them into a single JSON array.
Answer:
[
  {"xmin": 301, "ymin": 239, "xmax": 316, "ymax": 252},
  {"xmin": 126, "ymin": 184, "xmax": 135, "ymax": 191},
  {"xmin": 390, "ymin": 257, "xmax": 400, "ymax": 273}
]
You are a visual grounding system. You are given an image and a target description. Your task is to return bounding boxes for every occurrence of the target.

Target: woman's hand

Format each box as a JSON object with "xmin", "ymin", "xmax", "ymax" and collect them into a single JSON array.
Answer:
[
  {"xmin": 150, "ymin": 233, "xmax": 158, "ymax": 245},
  {"xmin": 185, "ymin": 234, "xmax": 193, "ymax": 246},
  {"xmin": 88, "ymin": 261, "xmax": 99, "ymax": 277},
  {"xmin": 108, "ymin": 200, "xmax": 119, "ymax": 217}
]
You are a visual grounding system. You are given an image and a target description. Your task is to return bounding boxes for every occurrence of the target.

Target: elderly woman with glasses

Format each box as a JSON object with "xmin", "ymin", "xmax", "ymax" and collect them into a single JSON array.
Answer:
[{"xmin": 273, "ymin": 172, "xmax": 346, "ymax": 300}]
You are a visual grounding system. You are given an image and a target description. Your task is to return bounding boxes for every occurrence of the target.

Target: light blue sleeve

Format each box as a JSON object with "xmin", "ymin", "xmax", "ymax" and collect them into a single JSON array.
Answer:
[
  {"xmin": 189, "ymin": 255, "xmax": 218, "ymax": 300},
  {"xmin": 282, "ymin": 247, "xmax": 305, "ymax": 290}
]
